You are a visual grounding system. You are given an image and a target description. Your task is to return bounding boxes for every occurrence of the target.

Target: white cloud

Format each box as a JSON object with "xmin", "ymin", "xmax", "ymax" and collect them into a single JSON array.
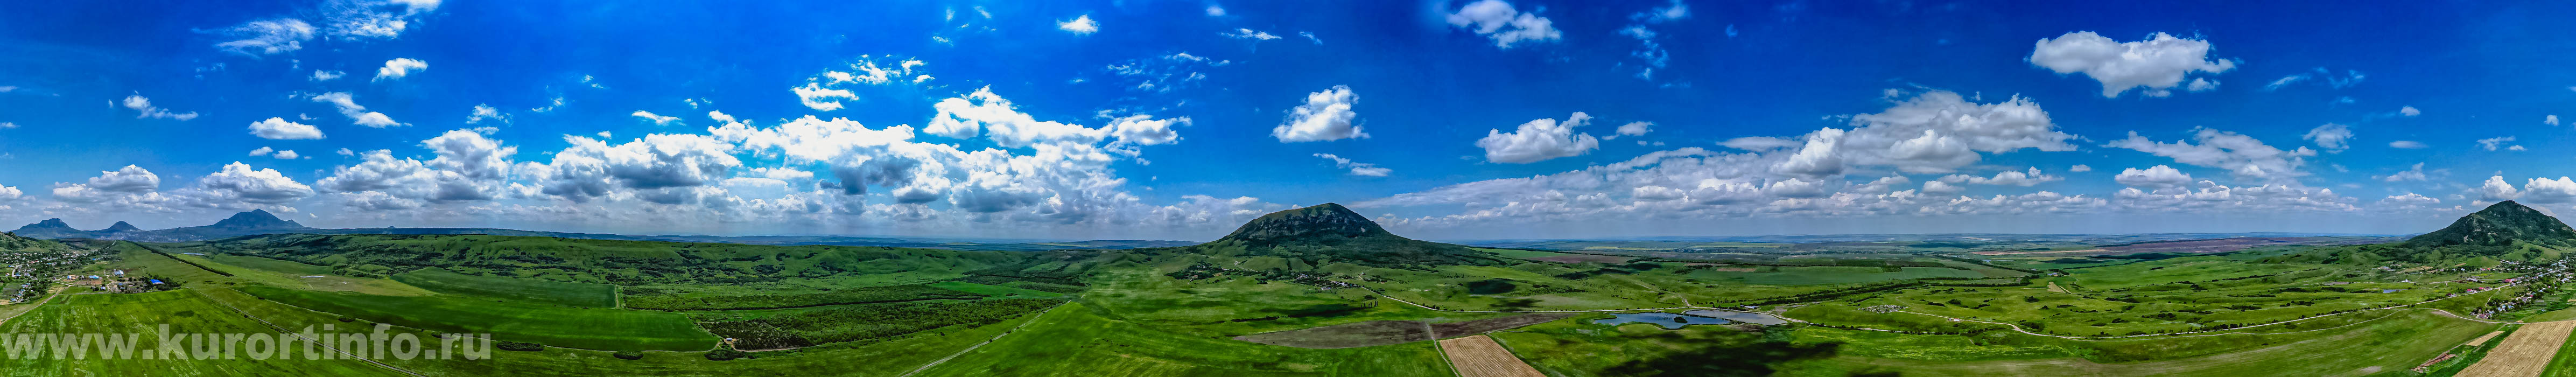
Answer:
[
  {"xmin": 1223, "ymin": 28, "xmax": 1280, "ymax": 40},
  {"xmin": 1943, "ymin": 167, "xmax": 2062, "ymax": 186},
  {"xmin": 2388, "ymin": 140, "xmax": 2427, "ymax": 149},
  {"xmin": 273, "ymin": 150, "xmax": 302, "ymax": 159},
  {"xmin": 1205, "ymin": 5, "xmax": 1225, "ymax": 16},
  {"xmin": 1613, "ymin": 121, "xmax": 1653, "ymax": 138},
  {"xmin": 0, "ymin": 122, "xmax": 16, "ymax": 129},
  {"xmin": 121, "ymin": 94, "xmax": 200, "ymax": 121},
  {"xmin": 1314, "ymin": 153, "xmax": 1392, "ymax": 177},
  {"xmin": 2302, "ymin": 123, "xmax": 2352, "ymax": 152},
  {"xmin": 2523, "ymin": 177, "xmax": 2576, "ymax": 204},
  {"xmin": 2377, "ymin": 193, "xmax": 2440, "ymax": 209},
  {"xmin": 2107, "ymin": 128, "xmax": 2315, "ymax": 180},
  {"xmin": 323, "ymin": 0, "xmax": 442, "ymax": 40},
  {"xmin": 465, "ymin": 104, "xmax": 508, "ymax": 124},
  {"xmin": 1300, "ymin": 32, "xmax": 1323, "ymax": 45},
  {"xmin": 2113, "ymin": 165, "xmax": 2194, "ymax": 188},
  {"xmin": 2376, "ymin": 163, "xmax": 2430, "ymax": 182},
  {"xmin": 1273, "ymin": 85, "xmax": 1365, "ymax": 142},
  {"xmin": 196, "ymin": 162, "xmax": 316, "ymax": 205},
  {"xmin": 2028, "ymin": 31, "xmax": 2236, "ymax": 97},
  {"xmin": 306, "ymin": 92, "xmax": 403, "ymax": 127},
  {"xmin": 250, "ymin": 146, "xmax": 275, "ymax": 157},
  {"xmin": 2069, "ymin": 164, "xmax": 2092, "ymax": 172},
  {"xmin": 632, "ymin": 110, "xmax": 681, "ymax": 125},
  {"xmin": 2483, "ymin": 176, "xmax": 2524, "ymax": 201},
  {"xmin": 1477, "ymin": 112, "xmax": 1602, "ymax": 163},
  {"xmin": 2398, "ymin": 106, "xmax": 2420, "ymax": 117},
  {"xmin": 2548, "ymin": 115, "xmax": 2561, "ymax": 126},
  {"xmin": 1764, "ymin": 90, "xmax": 2077, "ymax": 176},
  {"xmin": 2477, "ymin": 136, "xmax": 2520, "ymax": 151},
  {"xmin": 311, "ymin": 70, "xmax": 345, "ymax": 81},
  {"xmin": 791, "ymin": 82, "xmax": 858, "ymax": 111},
  {"xmin": 1057, "ymin": 15, "xmax": 1099, "ymax": 34},
  {"xmin": 373, "ymin": 58, "xmax": 428, "ymax": 81},
  {"xmin": 2261, "ymin": 68, "xmax": 2365, "ymax": 90},
  {"xmin": 708, "ymin": 111, "xmax": 737, "ymax": 123},
  {"xmin": 1106, "ymin": 114, "xmax": 1188, "ymax": 146},
  {"xmin": 1443, "ymin": 0, "xmax": 1562, "ymax": 48},
  {"xmin": 212, "ymin": 19, "xmax": 316, "ymax": 55},
  {"xmin": 248, "ymin": 117, "xmax": 325, "ymax": 139}
]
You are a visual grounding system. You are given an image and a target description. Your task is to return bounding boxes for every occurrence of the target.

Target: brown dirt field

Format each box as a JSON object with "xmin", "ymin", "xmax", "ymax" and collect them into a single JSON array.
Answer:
[
  {"xmin": 1232, "ymin": 320, "xmax": 1428, "ymax": 349},
  {"xmin": 2466, "ymin": 331, "xmax": 2506, "ymax": 346},
  {"xmin": 1527, "ymin": 255, "xmax": 1636, "ymax": 263},
  {"xmin": 1439, "ymin": 335, "xmax": 1546, "ymax": 377},
  {"xmin": 1432, "ymin": 313, "xmax": 1575, "ymax": 338},
  {"xmin": 2458, "ymin": 320, "xmax": 2576, "ymax": 377}
]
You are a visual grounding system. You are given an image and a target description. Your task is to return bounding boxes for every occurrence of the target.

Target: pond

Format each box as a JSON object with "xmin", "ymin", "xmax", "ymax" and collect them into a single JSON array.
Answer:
[{"xmin": 1592, "ymin": 310, "xmax": 1788, "ymax": 329}]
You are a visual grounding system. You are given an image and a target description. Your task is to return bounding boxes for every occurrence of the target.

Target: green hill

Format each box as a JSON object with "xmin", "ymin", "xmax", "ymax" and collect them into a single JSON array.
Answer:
[
  {"xmin": 2272, "ymin": 200, "xmax": 2576, "ymax": 265},
  {"xmin": 1148, "ymin": 203, "xmax": 1505, "ymax": 268}
]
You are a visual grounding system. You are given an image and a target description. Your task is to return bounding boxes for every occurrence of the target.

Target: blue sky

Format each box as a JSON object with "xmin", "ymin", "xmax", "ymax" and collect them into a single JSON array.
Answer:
[{"xmin": 4, "ymin": 1, "xmax": 2576, "ymax": 240}]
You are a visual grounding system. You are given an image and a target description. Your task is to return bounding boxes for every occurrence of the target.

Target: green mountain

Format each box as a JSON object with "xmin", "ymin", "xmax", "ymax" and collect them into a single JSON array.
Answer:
[
  {"xmin": 2404, "ymin": 200, "xmax": 2576, "ymax": 249},
  {"xmin": 1163, "ymin": 203, "xmax": 1505, "ymax": 268},
  {"xmin": 2272, "ymin": 200, "xmax": 2576, "ymax": 265}
]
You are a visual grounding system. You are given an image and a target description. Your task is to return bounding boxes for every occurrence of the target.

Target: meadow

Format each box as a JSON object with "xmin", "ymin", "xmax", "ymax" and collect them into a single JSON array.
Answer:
[
  {"xmin": 237, "ymin": 285, "xmax": 718, "ymax": 351},
  {"xmin": 391, "ymin": 267, "xmax": 619, "ymax": 308}
]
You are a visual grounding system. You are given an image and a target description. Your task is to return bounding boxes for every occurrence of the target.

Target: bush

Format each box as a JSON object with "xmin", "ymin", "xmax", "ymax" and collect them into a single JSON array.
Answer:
[
  {"xmin": 612, "ymin": 350, "xmax": 644, "ymax": 360},
  {"xmin": 704, "ymin": 348, "xmax": 747, "ymax": 361},
  {"xmin": 496, "ymin": 341, "xmax": 545, "ymax": 352}
]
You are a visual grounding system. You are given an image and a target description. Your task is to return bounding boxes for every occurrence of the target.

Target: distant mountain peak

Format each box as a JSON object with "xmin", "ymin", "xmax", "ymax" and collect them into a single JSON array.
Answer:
[
  {"xmin": 1218, "ymin": 203, "xmax": 1391, "ymax": 244},
  {"xmin": 211, "ymin": 209, "xmax": 307, "ymax": 229},
  {"xmin": 103, "ymin": 221, "xmax": 141, "ymax": 233},
  {"xmin": 22, "ymin": 218, "xmax": 72, "ymax": 230},
  {"xmin": 2406, "ymin": 200, "xmax": 2576, "ymax": 248}
]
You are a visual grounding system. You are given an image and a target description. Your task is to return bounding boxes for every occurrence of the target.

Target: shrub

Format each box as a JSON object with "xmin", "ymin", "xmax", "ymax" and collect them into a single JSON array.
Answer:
[
  {"xmin": 613, "ymin": 351, "xmax": 644, "ymax": 360},
  {"xmin": 496, "ymin": 341, "xmax": 545, "ymax": 352},
  {"xmin": 704, "ymin": 348, "xmax": 747, "ymax": 361}
]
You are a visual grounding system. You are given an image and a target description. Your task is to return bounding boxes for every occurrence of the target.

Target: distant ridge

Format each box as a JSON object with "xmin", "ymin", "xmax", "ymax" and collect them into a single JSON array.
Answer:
[
  {"xmin": 4, "ymin": 210, "xmax": 1190, "ymax": 251},
  {"xmin": 2271, "ymin": 200, "xmax": 2576, "ymax": 266}
]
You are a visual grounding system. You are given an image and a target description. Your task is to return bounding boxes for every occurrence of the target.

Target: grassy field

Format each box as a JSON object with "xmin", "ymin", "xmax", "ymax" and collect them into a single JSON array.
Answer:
[
  {"xmin": 238, "ymin": 285, "xmax": 717, "ymax": 351},
  {"xmin": 910, "ymin": 302, "xmax": 1451, "ymax": 376},
  {"xmin": 926, "ymin": 281, "xmax": 1064, "ymax": 298},
  {"xmin": 0, "ymin": 290, "xmax": 395, "ymax": 375},
  {"xmin": 207, "ymin": 254, "xmax": 334, "ymax": 275},
  {"xmin": 189, "ymin": 287, "xmax": 1041, "ymax": 377},
  {"xmin": 391, "ymin": 267, "xmax": 619, "ymax": 308},
  {"xmin": 1774, "ymin": 309, "xmax": 2496, "ymax": 376}
]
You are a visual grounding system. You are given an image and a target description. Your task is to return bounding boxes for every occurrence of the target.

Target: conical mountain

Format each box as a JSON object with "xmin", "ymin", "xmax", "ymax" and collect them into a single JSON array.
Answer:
[
  {"xmin": 2405, "ymin": 200, "xmax": 2576, "ymax": 249},
  {"xmin": 10, "ymin": 219, "xmax": 93, "ymax": 239},
  {"xmin": 1190, "ymin": 203, "xmax": 1503, "ymax": 268},
  {"xmin": 208, "ymin": 209, "xmax": 307, "ymax": 229},
  {"xmin": 102, "ymin": 221, "xmax": 142, "ymax": 233}
]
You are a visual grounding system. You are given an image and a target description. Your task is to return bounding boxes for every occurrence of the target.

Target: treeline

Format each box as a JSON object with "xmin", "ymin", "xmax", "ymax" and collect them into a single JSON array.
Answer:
[
  {"xmin": 624, "ymin": 284, "xmax": 983, "ymax": 310},
  {"xmin": 701, "ymin": 298, "xmax": 1059, "ymax": 350}
]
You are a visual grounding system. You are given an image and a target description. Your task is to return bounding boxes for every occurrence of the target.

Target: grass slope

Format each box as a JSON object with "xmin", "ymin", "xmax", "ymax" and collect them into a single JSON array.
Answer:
[
  {"xmin": 0, "ymin": 290, "xmax": 392, "ymax": 375},
  {"xmin": 238, "ymin": 285, "xmax": 717, "ymax": 351},
  {"xmin": 912, "ymin": 302, "xmax": 1449, "ymax": 376},
  {"xmin": 390, "ymin": 267, "xmax": 618, "ymax": 308}
]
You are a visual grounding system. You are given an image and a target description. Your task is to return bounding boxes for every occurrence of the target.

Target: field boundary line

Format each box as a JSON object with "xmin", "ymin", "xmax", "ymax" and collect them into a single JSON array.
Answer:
[
  {"xmin": 191, "ymin": 288, "xmax": 428, "ymax": 377},
  {"xmin": 0, "ymin": 289, "xmax": 63, "ymax": 326},
  {"xmin": 897, "ymin": 302, "xmax": 1063, "ymax": 377}
]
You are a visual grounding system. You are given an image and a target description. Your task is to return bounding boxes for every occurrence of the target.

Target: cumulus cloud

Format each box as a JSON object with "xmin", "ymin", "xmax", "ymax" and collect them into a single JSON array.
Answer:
[
  {"xmin": 2388, "ymin": 140, "xmax": 2427, "ymax": 149},
  {"xmin": 631, "ymin": 110, "xmax": 681, "ymax": 125},
  {"xmin": 1057, "ymin": 15, "xmax": 1098, "ymax": 34},
  {"xmin": 196, "ymin": 162, "xmax": 316, "ymax": 205},
  {"xmin": 2483, "ymin": 176, "xmax": 2523, "ymax": 201},
  {"xmin": 2523, "ymin": 177, "xmax": 2576, "ymax": 204},
  {"xmin": 2303, "ymin": 123, "xmax": 2353, "ymax": 152},
  {"xmin": 2069, "ymin": 164, "xmax": 2092, "ymax": 172},
  {"xmin": 1443, "ymin": 0, "xmax": 1561, "ymax": 48},
  {"xmin": 2398, "ymin": 106, "xmax": 2421, "ymax": 117},
  {"xmin": 2375, "ymin": 163, "xmax": 2431, "ymax": 182},
  {"xmin": 1762, "ymin": 90, "xmax": 2077, "ymax": 176},
  {"xmin": 465, "ymin": 104, "xmax": 508, "ymax": 124},
  {"xmin": 317, "ymin": 129, "xmax": 518, "ymax": 205},
  {"xmin": 211, "ymin": 19, "xmax": 316, "ymax": 55},
  {"xmin": 2028, "ymin": 31, "xmax": 2235, "ymax": 97},
  {"xmin": 1314, "ymin": 153, "xmax": 1392, "ymax": 177},
  {"xmin": 373, "ymin": 58, "xmax": 427, "ymax": 81},
  {"xmin": 1943, "ymin": 167, "xmax": 2063, "ymax": 186},
  {"xmin": 121, "ymin": 94, "xmax": 200, "ymax": 121},
  {"xmin": 1609, "ymin": 121, "xmax": 1653, "ymax": 139},
  {"xmin": 2113, "ymin": 165, "xmax": 2194, "ymax": 188},
  {"xmin": 1273, "ymin": 86, "xmax": 1365, "ymax": 142},
  {"xmin": 2477, "ymin": 136, "xmax": 2522, "ymax": 151},
  {"xmin": 2107, "ymin": 128, "xmax": 2314, "ymax": 180},
  {"xmin": 1477, "ymin": 112, "xmax": 1602, "ymax": 163},
  {"xmin": 306, "ymin": 92, "xmax": 403, "ymax": 127},
  {"xmin": 2549, "ymin": 115, "xmax": 2561, "ymax": 126},
  {"xmin": 248, "ymin": 117, "xmax": 325, "ymax": 139},
  {"xmin": 791, "ymin": 82, "xmax": 858, "ymax": 111},
  {"xmin": 322, "ymin": 0, "xmax": 442, "ymax": 40}
]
